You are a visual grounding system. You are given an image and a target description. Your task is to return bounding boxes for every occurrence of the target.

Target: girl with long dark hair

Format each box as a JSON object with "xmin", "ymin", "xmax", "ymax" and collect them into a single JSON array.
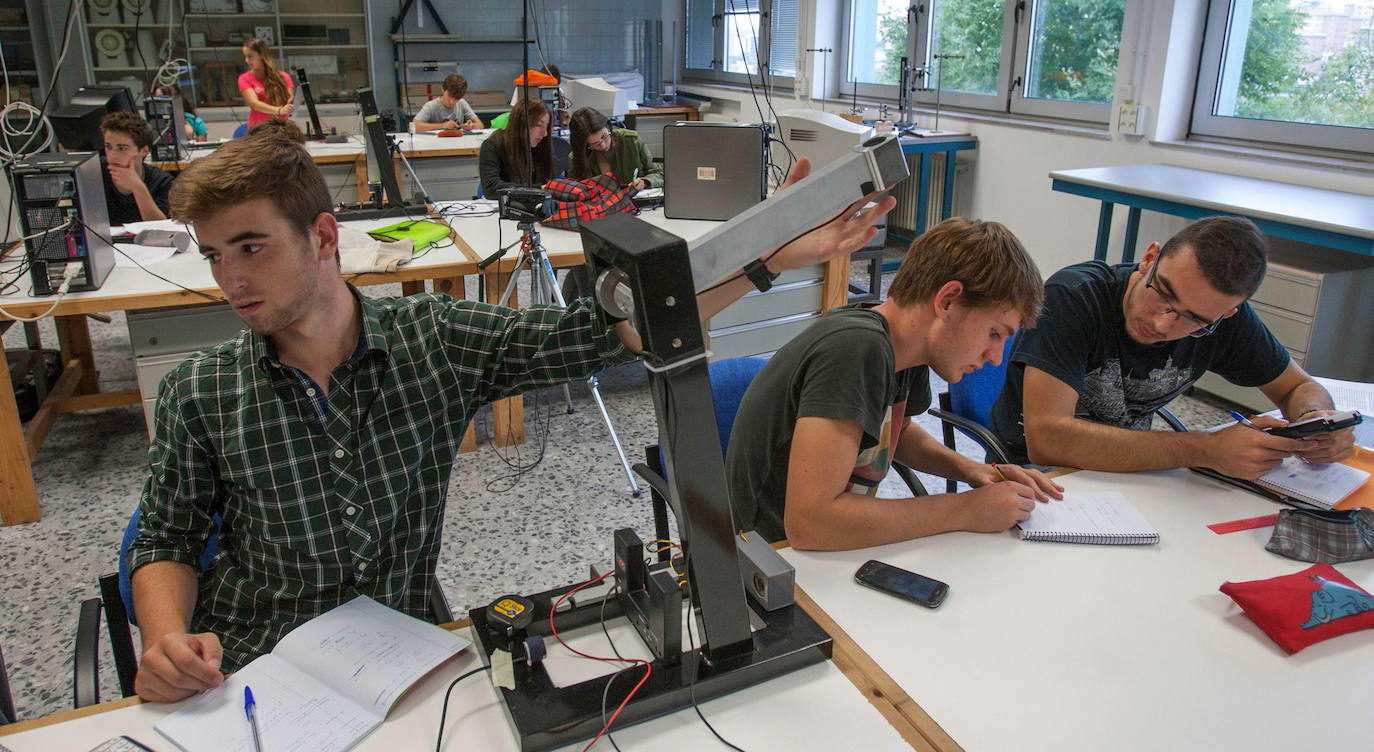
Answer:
[
  {"xmin": 479, "ymin": 99, "xmax": 554, "ymax": 196},
  {"xmin": 567, "ymin": 106, "xmax": 661, "ymax": 191}
]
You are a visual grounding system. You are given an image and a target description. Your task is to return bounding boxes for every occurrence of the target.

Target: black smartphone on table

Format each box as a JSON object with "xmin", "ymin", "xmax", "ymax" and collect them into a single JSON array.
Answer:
[
  {"xmin": 1264, "ymin": 410, "xmax": 1362, "ymax": 438},
  {"xmin": 854, "ymin": 559, "xmax": 948, "ymax": 608}
]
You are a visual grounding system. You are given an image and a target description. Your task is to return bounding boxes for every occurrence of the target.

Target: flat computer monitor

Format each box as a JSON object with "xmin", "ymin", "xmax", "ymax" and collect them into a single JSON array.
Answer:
[
  {"xmin": 567, "ymin": 77, "xmax": 629, "ymax": 118},
  {"xmin": 50, "ymin": 86, "xmax": 136, "ymax": 151}
]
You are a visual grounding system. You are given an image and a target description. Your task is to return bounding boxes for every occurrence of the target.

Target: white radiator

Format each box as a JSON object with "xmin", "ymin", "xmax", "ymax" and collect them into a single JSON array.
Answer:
[{"xmin": 889, "ymin": 152, "xmax": 964, "ymax": 237}]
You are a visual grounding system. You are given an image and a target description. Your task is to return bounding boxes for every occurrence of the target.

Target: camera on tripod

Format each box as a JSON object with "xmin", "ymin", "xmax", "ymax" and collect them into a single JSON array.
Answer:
[{"xmin": 499, "ymin": 186, "xmax": 553, "ymax": 224}]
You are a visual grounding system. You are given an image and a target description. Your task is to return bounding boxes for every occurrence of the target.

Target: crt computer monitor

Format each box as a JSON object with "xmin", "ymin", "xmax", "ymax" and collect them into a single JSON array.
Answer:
[{"xmin": 50, "ymin": 86, "xmax": 136, "ymax": 152}]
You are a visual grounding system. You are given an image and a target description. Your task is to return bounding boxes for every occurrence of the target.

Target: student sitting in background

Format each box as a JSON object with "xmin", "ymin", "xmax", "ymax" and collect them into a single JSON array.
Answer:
[
  {"xmin": 478, "ymin": 99, "xmax": 554, "ymax": 197},
  {"xmin": 726, "ymin": 218, "xmax": 1062, "ymax": 550},
  {"xmin": 567, "ymin": 106, "xmax": 661, "ymax": 191},
  {"xmin": 412, "ymin": 74, "xmax": 482, "ymax": 132},
  {"xmin": 152, "ymin": 84, "xmax": 207, "ymax": 142},
  {"xmin": 100, "ymin": 111, "xmax": 173, "ymax": 226}
]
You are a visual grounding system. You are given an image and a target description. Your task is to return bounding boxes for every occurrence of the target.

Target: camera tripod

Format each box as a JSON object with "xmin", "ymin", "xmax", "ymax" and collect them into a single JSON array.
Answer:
[{"xmin": 492, "ymin": 221, "xmax": 644, "ymax": 497}]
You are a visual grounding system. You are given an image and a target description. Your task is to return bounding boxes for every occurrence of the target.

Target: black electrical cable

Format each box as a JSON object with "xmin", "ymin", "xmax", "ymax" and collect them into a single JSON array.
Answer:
[
  {"xmin": 1, "ymin": 0, "xmax": 80, "ymax": 170},
  {"xmin": 433, "ymin": 665, "xmax": 493, "ymax": 752},
  {"xmin": 132, "ymin": 1, "xmax": 150, "ymax": 98},
  {"xmin": 75, "ymin": 217, "xmax": 226, "ymax": 304},
  {"xmin": 597, "ymin": 582, "xmax": 627, "ymax": 752}
]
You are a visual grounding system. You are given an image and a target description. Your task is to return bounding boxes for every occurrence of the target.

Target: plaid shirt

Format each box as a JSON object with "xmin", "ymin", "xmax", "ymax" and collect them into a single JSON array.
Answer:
[{"xmin": 129, "ymin": 289, "xmax": 633, "ymax": 670}]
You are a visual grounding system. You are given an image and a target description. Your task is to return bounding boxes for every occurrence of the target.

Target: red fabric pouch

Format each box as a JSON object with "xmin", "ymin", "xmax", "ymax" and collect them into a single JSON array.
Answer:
[{"xmin": 1220, "ymin": 562, "xmax": 1374, "ymax": 653}]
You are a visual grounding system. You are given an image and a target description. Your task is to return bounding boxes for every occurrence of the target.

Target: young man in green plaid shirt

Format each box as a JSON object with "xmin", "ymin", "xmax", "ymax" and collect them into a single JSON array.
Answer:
[{"xmin": 128, "ymin": 120, "xmax": 895, "ymax": 702}]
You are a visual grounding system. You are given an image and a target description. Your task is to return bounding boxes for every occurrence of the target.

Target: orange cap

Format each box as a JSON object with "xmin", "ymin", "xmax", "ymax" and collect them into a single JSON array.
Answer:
[{"xmin": 513, "ymin": 69, "xmax": 559, "ymax": 87}]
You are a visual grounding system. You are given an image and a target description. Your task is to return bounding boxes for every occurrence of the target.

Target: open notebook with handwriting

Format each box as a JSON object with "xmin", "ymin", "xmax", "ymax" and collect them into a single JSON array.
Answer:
[
  {"xmin": 1017, "ymin": 491, "xmax": 1160, "ymax": 545},
  {"xmin": 154, "ymin": 596, "xmax": 469, "ymax": 752}
]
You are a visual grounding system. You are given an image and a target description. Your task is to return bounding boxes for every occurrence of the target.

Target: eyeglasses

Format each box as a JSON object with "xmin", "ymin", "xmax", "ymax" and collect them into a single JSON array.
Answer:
[
  {"xmin": 1141, "ymin": 257, "xmax": 1229, "ymax": 338},
  {"xmin": 585, "ymin": 131, "xmax": 611, "ymax": 150}
]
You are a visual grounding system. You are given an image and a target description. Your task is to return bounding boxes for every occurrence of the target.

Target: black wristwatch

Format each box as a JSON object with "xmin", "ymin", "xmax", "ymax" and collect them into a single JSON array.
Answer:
[{"xmin": 743, "ymin": 258, "xmax": 780, "ymax": 292}]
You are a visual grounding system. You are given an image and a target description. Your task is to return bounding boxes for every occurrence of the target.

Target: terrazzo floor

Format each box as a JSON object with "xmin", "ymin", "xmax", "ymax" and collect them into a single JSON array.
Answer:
[{"xmin": 0, "ymin": 259, "xmax": 1238, "ymax": 723}]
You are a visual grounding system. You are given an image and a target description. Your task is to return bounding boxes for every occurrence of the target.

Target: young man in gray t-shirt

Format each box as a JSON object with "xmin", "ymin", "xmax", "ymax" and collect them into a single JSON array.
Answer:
[
  {"xmin": 726, "ymin": 218, "xmax": 1061, "ymax": 550},
  {"xmin": 413, "ymin": 73, "xmax": 482, "ymax": 132}
]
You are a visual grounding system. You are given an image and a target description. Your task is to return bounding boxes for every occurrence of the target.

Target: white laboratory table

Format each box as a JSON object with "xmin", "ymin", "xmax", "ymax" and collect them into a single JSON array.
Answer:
[
  {"xmin": 0, "ymin": 619, "xmax": 914, "ymax": 751},
  {"xmin": 783, "ymin": 468, "xmax": 1374, "ymax": 751}
]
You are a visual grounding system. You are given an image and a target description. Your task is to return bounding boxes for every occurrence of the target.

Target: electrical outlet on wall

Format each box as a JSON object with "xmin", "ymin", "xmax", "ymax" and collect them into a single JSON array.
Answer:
[{"xmin": 1116, "ymin": 102, "xmax": 1145, "ymax": 136}]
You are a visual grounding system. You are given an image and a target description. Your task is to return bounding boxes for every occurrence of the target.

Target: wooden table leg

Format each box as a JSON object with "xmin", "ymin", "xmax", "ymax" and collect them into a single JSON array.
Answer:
[
  {"xmin": 401, "ymin": 280, "xmax": 425, "ymax": 296},
  {"xmin": 355, "ymin": 158, "xmax": 369, "ymax": 204},
  {"xmin": 821, "ymin": 257, "xmax": 850, "ymax": 311},
  {"xmin": 485, "ymin": 267, "xmax": 524, "ymax": 447},
  {"xmin": 0, "ymin": 353, "xmax": 41, "ymax": 525},
  {"xmin": 55, "ymin": 314, "xmax": 98, "ymax": 395},
  {"xmin": 435, "ymin": 275, "xmax": 478, "ymax": 454}
]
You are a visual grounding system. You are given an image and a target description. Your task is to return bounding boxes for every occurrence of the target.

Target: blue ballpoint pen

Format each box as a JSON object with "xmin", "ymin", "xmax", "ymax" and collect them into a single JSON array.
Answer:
[
  {"xmin": 1231, "ymin": 410, "xmax": 1311, "ymax": 462},
  {"xmin": 244, "ymin": 686, "xmax": 265, "ymax": 752}
]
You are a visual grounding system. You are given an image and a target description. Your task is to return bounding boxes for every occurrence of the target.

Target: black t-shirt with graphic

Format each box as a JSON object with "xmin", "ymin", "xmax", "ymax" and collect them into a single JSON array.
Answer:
[{"xmin": 989, "ymin": 261, "xmax": 1288, "ymax": 464}]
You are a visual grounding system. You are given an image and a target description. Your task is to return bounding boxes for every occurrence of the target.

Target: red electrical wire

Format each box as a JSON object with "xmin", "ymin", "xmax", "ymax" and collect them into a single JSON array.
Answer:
[{"xmin": 549, "ymin": 571, "xmax": 654, "ymax": 751}]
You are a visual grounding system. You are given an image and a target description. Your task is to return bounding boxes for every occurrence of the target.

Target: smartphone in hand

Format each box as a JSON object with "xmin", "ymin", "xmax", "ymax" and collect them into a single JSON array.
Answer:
[{"xmin": 1264, "ymin": 410, "xmax": 1362, "ymax": 438}]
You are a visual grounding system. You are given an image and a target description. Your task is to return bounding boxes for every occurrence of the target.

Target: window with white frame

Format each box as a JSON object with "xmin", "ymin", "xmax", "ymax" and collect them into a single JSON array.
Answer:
[
  {"xmin": 841, "ymin": 0, "xmax": 1125, "ymax": 122},
  {"xmin": 1192, "ymin": 0, "xmax": 1374, "ymax": 153},
  {"xmin": 684, "ymin": 0, "xmax": 798, "ymax": 84}
]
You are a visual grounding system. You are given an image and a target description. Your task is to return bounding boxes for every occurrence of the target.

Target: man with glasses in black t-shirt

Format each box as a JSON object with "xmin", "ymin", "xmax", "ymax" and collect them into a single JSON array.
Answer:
[{"xmin": 989, "ymin": 215, "xmax": 1355, "ymax": 480}]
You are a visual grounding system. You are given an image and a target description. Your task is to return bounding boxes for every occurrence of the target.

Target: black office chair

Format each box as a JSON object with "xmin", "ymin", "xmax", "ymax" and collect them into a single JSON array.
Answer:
[
  {"xmin": 73, "ymin": 510, "xmax": 454, "ymax": 707},
  {"xmin": 0, "ymin": 639, "xmax": 17, "ymax": 725}
]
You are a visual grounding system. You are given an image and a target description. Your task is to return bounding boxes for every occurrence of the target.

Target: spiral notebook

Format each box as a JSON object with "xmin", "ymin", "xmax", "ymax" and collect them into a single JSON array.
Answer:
[
  {"xmin": 1017, "ymin": 491, "xmax": 1160, "ymax": 545},
  {"xmin": 1255, "ymin": 456, "xmax": 1370, "ymax": 510}
]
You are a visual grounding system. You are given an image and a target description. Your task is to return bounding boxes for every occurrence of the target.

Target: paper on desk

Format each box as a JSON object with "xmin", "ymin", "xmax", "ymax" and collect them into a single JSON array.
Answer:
[
  {"xmin": 113, "ymin": 244, "xmax": 178, "ymax": 267},
  {"xmin": 154, "ymin": 597, "xmax": 469, "ymax": 752},
  {"xmin": 271, "ymin": 595, "xmax": 469, "ymax": 715},
  {"xmin": 120, "ymin": 219, "xmax": 189, "ymax": 234},
  {"xmin": 155, "ymin": 654, "xmax": 377, "ymax": 752},
  {"xmin": 635, "ymin": 187, "xmax": 664, "ymax": 199}
]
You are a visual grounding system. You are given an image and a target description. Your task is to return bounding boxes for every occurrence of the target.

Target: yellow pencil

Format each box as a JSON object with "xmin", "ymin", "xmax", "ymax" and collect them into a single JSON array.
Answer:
[{"xmin": 991, "ymin": 463, "xmax": 1008, "ymax": 481}]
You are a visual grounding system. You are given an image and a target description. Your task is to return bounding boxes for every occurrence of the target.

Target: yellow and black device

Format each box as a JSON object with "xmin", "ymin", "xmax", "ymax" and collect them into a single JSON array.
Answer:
[
  {"xmin": 481, "ymin": 594, "xmax": 546, "ymax": 679},
  {"xmin": 487, "ymin": 595, "xmax": 535, "ymax": 631}
]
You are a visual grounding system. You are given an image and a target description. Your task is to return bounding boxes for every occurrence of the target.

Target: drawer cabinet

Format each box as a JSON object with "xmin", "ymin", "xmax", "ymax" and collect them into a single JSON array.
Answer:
[
  {"xmin": 128, "ymin": 303, "xmax": 245, "ymax": 437},
  {"xmin": 1193, "ymin": 245, "xmax": 1374, "ymax": 412}
]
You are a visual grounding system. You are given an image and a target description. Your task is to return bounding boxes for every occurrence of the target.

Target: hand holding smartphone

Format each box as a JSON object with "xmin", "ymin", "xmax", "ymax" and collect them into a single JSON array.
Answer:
[
  {"xmin": 1264, "ymin": 410, "xmax": 1362, "ymax": 438},
  {"xmin": 854, "ymin": 560, "xmax": 948, "ymax": 608}
]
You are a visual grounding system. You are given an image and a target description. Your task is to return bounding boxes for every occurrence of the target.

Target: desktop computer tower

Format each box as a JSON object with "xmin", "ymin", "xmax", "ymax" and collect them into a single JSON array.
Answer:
[
  {"xmin": 8, "ymin": 152, "xmax": 116, "ymax": 295},
  {"xmin": 663, "ymin": 121, "xmax": 768, "ymax": 221},
  {"xmin": 144, "ymin": 95, "xmax": 187, "ymax": 163}
]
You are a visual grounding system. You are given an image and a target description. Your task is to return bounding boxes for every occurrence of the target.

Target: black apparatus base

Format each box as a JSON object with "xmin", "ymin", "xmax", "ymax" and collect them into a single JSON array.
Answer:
[{"xmin": 468, "ymin": 583, "xmax": 832, "ymax": 752}]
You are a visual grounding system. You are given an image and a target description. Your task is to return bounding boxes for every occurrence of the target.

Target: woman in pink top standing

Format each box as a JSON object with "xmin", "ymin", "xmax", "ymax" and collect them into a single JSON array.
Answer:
[{"xmin": 238, "ymin": 38, "xmax": 294, "ymax": 130}]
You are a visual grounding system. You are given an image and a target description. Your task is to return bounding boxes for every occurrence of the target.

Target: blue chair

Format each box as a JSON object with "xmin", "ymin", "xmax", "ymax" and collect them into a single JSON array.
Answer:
[
  {"xmin": 232, "ymin": 122, "xmax": 249, "ymax": 138},
  {"xmin": 73, "ymin": 509, "xmax": 219, "ymax": 707},
  {"xmin": 928, "ymin": 333, "xmax": 1187, "ymax": 492},
  {"xmin": 73, "ymin": 509, "xmax": 454, "ymax": 707}
]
